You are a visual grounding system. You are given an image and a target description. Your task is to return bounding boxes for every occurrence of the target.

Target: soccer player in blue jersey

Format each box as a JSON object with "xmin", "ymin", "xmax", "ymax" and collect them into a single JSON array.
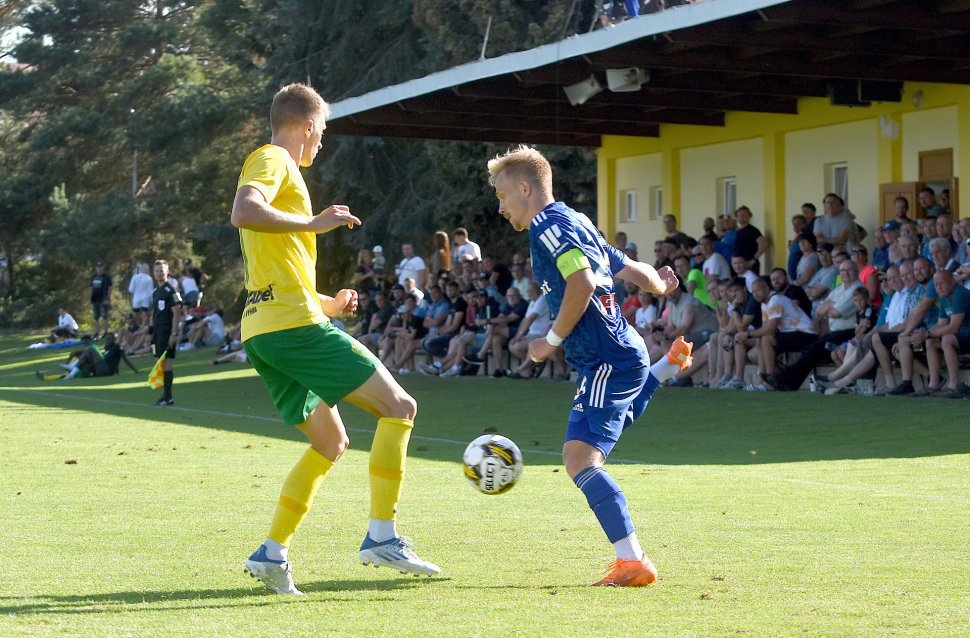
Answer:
[{"xmin": 488, "ymin": 145, "xmax": 693, "ymax": 587}]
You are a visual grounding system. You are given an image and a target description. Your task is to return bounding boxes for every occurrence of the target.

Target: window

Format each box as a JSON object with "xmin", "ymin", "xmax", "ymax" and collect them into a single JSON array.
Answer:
[
  {"xmin": 623, "ymin": 190, "xmax": 637, "ymax": 223},
  {"xmin": 718, "ymin": 177, "xmax": 736, "ymax": 218},
  {"xmin": 650, "ymin": 186, "xmax": 662, "ymax": 220},
  {"xmin": 832, "ymin": 163, "xmax": 848, "ymax": 204}
]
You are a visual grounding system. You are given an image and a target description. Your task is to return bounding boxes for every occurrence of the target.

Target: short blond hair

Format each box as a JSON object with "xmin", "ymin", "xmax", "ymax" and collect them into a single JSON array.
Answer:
[
  {"xmin": 270, "ymin": 83, "xmax": 331, "ymax": 134},
  {"xmin": 487, "ymin": 144, "xmax": 553, "ymax": 199}
]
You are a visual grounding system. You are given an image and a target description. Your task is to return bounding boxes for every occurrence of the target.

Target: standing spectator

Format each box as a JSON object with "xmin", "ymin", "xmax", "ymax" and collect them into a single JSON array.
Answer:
[
  {"xmin": 452, "ymin": 227, "xmax": 482, "ymax": 263},
  {"xmin": 801, "ymin": 202, "xmax": 818, "ymax": 234},
  {"xmin": 918, "ymin": 186, "xmax": 946, "ymax": 218},
  {"xmin": 787, "ymin": 214, "xmax": 807, "ymax": 280},
  {"xmin": 90, "ymin": 261, "xmax": 112, "ymax": 339},
  {"xmin": 662, "ymin": 215, "xmax": 692, "ymax": 257},
  {"xmin": 148, "ymin": 260, "xmax": 184, "ymax": 406},
  {"xmin": 49, "ymin": 307, "xmax": 80, "ymax": 343},
  {"xmin": 353, "ymin": 248, "xmax": 381, "ymax": 298},
  {"xmin": 734, "ymin": 206, "xmax": 767, "ymax": 275},
  {"xmin": 872, "ymin": 228, "xmax": 892, "ymax": 272},
  {"xmin": 814, "ymin": 193, "xmax": 859, "ymax": 251},
  {"xmin": 371, "ymin": 245, "xmax": 386, "ymax": 278},
  {"xmin": 128, "ymin": 263, "xmax": 154, "ymax": 326},
  {"xmin": 941, "ymin": 188, "xmax": 952, "ymax": 214},
  {"xmin": 430, "ymin": 231, "xmax": 451, "ymax": 279},
  {"xmin": 180, "ymin": 271, "xmax": 201, "ymax": 306},
  {"xmin": 716, "ymin": 210, "xmax": 738, "ymax": 265},
  {"xmin": 396, "ymin": 243, "xmax": 426, "ymax": 290},
  {"xmin": 182, "ymin": 258, "xmax": 209, "ymax": 301}
]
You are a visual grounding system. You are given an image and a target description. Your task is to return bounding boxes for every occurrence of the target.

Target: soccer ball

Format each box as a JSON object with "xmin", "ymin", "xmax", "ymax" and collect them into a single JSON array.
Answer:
[{"xmin": 462, "ymin": 434, "xmax": 523, "ymax": 495}]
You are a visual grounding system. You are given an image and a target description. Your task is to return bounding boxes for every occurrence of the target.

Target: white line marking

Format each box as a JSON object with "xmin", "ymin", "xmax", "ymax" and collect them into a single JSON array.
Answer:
[{"xmin": 2, "ymin": 387, "xmax": 968, "ymax": 505}]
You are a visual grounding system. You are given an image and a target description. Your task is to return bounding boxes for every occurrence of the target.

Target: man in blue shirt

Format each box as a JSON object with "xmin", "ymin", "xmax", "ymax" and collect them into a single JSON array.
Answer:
[
  {"xmin": 921, "ymin": 269, "xmax": 970, "ymax": 398},
  {"xmin": 487, "ymin": 145, "xmax": 689, "ymax": 587}
]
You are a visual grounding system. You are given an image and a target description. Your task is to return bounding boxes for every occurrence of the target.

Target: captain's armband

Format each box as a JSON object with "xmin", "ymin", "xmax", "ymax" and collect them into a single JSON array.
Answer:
[{"xmin": 556, "ymin": 248, "xmax": 591, "ymax": 280}]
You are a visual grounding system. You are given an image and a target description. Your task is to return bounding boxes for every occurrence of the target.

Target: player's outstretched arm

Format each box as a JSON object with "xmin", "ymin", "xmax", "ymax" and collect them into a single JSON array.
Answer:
[
  {"xmin": 615, "ymin": 260, "xmax": 679, "ymax": 296},
  {"xmin": 231, "ymin": 187, "xmax": 360, "ymax": 234},
  {"xmin": 529, "ymin": 268, "xmax": 595, "ymax": 363}
]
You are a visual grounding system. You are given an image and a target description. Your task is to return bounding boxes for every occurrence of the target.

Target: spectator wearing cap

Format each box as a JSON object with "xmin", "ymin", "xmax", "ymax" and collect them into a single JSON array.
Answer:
[
  {"xmin": 179, "ymin": 268, "xmax": 201, "ymax": 306},
  {"xmin": 624, "ymin": 242, "xmax": 638, "ymax": 261},
  {"xmin": 452, "ymin": 227, "xmax": 482, "ymax": 263},
  {"xmin": 182, "ymin": 258, "xmax": 209, "ymax": 297},
  {"xmin": 353, "ymin": 248, "xmax": 381, "ymax": 298},
  {"xmin": 734, "ymin": 206, "xmax": 768, "ymax": 275},
  {"xmin": 90, "ymin": 261, "xmax": 112, "ymax": 339},
  {"xmin": 128, "ymin": 263, "xmax": 154, "ymax": 326},
  {"xmin": 371, "ymin": 245, "xmax": 386, "ymax": 277}
]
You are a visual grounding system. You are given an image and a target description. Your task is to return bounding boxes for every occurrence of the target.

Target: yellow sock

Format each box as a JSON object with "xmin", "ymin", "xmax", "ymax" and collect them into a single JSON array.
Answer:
[
  {"xmin": 267, "ymin": 446, "xmax": 334, "ymax": 548},
  {"xmin": 369, "ymin": 417, "xmax": 413, "ymax": 520}
]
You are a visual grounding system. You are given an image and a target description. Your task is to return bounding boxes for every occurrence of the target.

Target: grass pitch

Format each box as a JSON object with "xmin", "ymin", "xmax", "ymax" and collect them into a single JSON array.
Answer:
[{"xmin": 0, "ymin": 333, "xmax": 967, "ymax": 637}]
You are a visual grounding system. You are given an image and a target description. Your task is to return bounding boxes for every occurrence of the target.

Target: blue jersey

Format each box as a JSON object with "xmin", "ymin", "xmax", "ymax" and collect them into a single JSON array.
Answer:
[{"xmin": 529, "ymin": 202, "xmax": 648, "ymax": 371}]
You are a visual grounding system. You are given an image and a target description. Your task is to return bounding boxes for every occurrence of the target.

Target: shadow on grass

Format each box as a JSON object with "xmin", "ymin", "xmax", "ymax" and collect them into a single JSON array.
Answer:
[
  {"xmin": 3, "ymin": 334, "xmax": 970, "ymax": 466},
  {"xmin": 0, "ymin": 578, "xmax": 449, "ymax": 615}
]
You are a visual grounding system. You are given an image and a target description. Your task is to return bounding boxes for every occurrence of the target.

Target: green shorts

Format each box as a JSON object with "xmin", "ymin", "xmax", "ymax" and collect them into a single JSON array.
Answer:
[{"xmin": 244, "ymin": 323, "xmax": 380, "ymax": 426}]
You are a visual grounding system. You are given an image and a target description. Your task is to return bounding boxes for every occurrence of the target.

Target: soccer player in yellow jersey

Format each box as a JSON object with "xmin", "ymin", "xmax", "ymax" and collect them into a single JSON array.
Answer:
[{"xmin": 231, "ymin": 83, "xmax": 439, "ymax": 595}]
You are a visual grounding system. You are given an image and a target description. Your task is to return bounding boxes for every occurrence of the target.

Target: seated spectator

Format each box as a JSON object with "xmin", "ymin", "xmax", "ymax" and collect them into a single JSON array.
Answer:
[
  {"xmin": 505, "ymin": 282, "xmax": 553, "ymax": 379},
  {"xmin": 402, "ymin": 276, "xmax": 424, "ymax": 304},
  {"xmin": 482, "ymin": 255, "xmax": 513, "ymax": 296},
  {"xmin": 632, "ymin": 288, "xmax": 660, "ymax": 338},
  {"xmin": 620, "ymin": 280, "xmax": 641, "ymax": 321},
  {"xmin": 895, "ymin": 234, "xmax": 919, "ymax": 267},
  {"xmin": 349, "ymin": 291, "xmax": 376, "ymax": 339},
  {"xmin": 210, "ymin": 349, "xmax": 250, "ymax": 365},
  {"xmin": 814, "ymin": 265, "xmax": 907, "ymax": 393},
  {"xmin": 649, "ymin": 279, "xmax": 718, "ymax": 386},
  {"xmin": 439, "ymin": 289, "xmax": 499, "ymax": 377},
  {"xmin": 185, "ymin": 306, "xmax": 225, "ymax": 348},
  {"xmin": 675, "ymin": 255, "xmax": 712, "ymax": 308},
  {"xmin": 906, "ymin": 269, "xmax": 969, "ymax": 398},
  {"xmin": 793, "ymin": 231, "xmax": 820, "ymax": 288},
  {"xmin": 702, "ymin": 278, "xmax": 734, "ymax": 388},
  {"xmin": 851, "ymin": 245, "xmax": 882, "ymax": 308},
  {"xmin": 128, "ymin": 263, "xmax": 154, "ymax": 326},
  {"xmin": 721, "ymin": 276, "xmax": 764, "ymax": 389},
  {"xmin": 464, "ymin": 286, "xmax": 529, "ymax": 375},
  {"xmin": 928, "ymin": 236, "xmax": 960, "ymax": 274},
  {"xmin": 118, "ymin": 312, "xmax": 150, "ymax": 354},
  {"xmin": 878, "ymin": 260, "xmax": 938, "ymax": 395},
  {"xmin": 358, "ymin": 291, "xmax": 393, "ymax": 353},
  {"xmin": 379, "ymin": 293, "xmax": 422, "ymax": 372},
  {"xmin": 699, "ymin": 236, "xmax": 730, "ymax": 281},
  {"xmin": 769, "ymin": 268, "xmax": 812, "ymax": 317},
  {"xmin": 872, "ymin": 228, "xmax": 891, "ymax": 272},
  {"xmin": 49, "ymin": 307, "xmax": 80, "ymax": 343},
  {"xmin": 746, "ymin": 276, "xmax": 817, "ymax": 390},
  {"xmin": 759, "ymin": 260, "xmax": 864, "ymax": 391},
  {"xmin": 39, "ymin": 333, "xmax": 139, "ymax": 380},
  {"xmin": 731, "ymin": 253, "xmax": 758, "ymax": 291},
  {"xmin": 395, "ymin": 284, "xmax": 449, "ymax": 372},
  {"xmin": 510, "ymin": 262, "xmax": 531, "ymax": 297},
  {"xmin": 805, "ymin": 243, "xmax": 838, "ymax": 313},
  {"xmin": 417, "ymin": 282, "xmax": 470, "ymax": 375}
]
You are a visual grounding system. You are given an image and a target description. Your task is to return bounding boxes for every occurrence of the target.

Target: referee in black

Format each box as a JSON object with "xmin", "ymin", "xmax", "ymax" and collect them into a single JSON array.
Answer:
[{"xmin": 150, "ymin": 259, "xmax": 184, "ymax": 406}]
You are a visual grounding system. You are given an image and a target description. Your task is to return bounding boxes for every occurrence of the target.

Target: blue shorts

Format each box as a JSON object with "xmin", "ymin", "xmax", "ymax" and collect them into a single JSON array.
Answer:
[{"xmin": 565, "ymin": 363, "xmax": 653, "ymax": 458}]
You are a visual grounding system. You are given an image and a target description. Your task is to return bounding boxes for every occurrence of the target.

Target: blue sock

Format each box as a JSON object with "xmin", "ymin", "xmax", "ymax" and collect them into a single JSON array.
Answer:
[{"xmin": 573, "ymin": 466, "xmax": 635, "ymax": 543}]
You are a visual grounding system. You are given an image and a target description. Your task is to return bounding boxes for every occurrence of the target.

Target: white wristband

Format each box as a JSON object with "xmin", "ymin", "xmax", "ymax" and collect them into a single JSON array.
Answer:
[{"xmin": 546, "ymin": 329, "xmax": 564, "ymax": 347}]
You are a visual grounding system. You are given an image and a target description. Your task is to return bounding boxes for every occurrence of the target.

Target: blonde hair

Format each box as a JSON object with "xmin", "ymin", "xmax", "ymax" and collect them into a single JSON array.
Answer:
[
  {"xmin": 270, "ymin": 83, "xmax": 331, "ymax": 135},
  {"xmin": 357, "ymin": 248, "xmax": 372, "ymax": 266},
  {"xmin": 487, "ymin": 144, "xmax": 553, "ymax": 199}
]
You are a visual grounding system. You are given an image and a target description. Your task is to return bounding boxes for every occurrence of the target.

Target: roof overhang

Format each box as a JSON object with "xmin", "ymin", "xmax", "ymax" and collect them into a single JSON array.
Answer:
[{"xmin": 328, "ymin": 0, "xmax": 970, "ymax": 147}]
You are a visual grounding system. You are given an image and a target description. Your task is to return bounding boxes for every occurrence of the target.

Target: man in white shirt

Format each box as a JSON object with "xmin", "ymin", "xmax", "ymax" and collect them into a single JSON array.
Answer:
[
  {"xmin": 128, "ymin": 263, "xmax": 155, "ymax": 326},
  {"xmin": 49, "ymin": 307, "xmax": 80, "ymax": 342},
  {"xmin": 751, "ymin": 277, "xmax": 817, "ymax": 382},
  {"xmin": 731, "ymin": 254, "xmax": 758, "ymax": 291},
  {"xmin": 504, "ymin": 281, "xmax": 553, "ymax": 379},
  {"xmin": 451, "ymin": 227, "xmax": 481, "ymax": 263},
  {"xmin": 700, "ymin": 237, "xmax": 730, "ymax": 281},
  {"xmin": 396, "ymin": 243, "xmax": 427, "ymax": 289}
]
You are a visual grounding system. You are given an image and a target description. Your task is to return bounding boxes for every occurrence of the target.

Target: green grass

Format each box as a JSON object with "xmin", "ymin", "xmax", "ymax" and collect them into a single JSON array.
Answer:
[{"xmin": 0, "ymin": 332, "xmax": 967, "ymax": 637}]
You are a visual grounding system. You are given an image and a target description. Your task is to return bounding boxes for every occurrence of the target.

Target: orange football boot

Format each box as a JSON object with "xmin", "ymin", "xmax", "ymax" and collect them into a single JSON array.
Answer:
[
  {"xmin": 592, "ymin": 554, "xmax": 658, "ymax": 587},
  {"xmin": 665, "ymin": 336, "xmax": 693, "ymax": 372}
]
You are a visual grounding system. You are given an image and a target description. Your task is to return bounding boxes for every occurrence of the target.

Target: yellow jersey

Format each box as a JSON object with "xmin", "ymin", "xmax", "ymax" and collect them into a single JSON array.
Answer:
[{"xmin": 236, "ymin": 144, "xmax": 328, "ymax": 341}]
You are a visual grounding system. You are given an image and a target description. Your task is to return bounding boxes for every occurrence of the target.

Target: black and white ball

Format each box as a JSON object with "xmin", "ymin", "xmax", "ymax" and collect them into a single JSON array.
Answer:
[{"xmin": 462, "ymin": 434, "xmax": 523, "ymax": 495}]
